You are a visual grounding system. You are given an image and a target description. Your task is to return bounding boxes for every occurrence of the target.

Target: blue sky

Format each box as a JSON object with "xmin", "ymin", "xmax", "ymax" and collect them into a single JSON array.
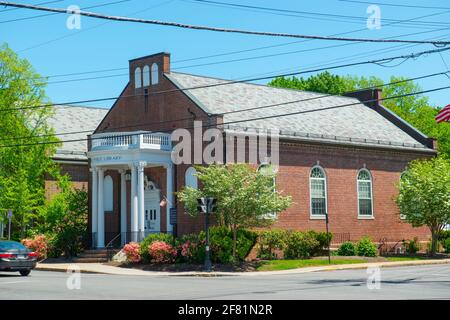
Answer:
[{"xmin": 1, "ymin": 0, "xmax": 450, "ymax": 108}]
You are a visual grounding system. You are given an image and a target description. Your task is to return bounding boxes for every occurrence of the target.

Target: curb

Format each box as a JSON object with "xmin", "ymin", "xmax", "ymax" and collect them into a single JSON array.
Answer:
[{"xmin": 35, "ymin": 258, "xmax": 450, "ymax": 277}]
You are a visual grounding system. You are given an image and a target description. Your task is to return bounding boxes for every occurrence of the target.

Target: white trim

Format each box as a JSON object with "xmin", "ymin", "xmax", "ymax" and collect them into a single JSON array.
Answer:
[
  {"xmin": 142, "ymin": 65, "xmax": 150, "ymax": 87},
  {"xmin": 185, "ymin": 166, "xmax": 198, "ymax": 189},
  {"xmin": 103, "ymin": 175, "xmax": 113, "ymax": 212},
  {"xmin": 357, "ymin": 168, "xmax": 374, "ymax": 219},
  {"xmin": 309, "ymin": 165, "xmax": 328, "ymax": 219},
  {"xmin": 134, "ymin": 67, "xmax": 142, "ymax": 89},
  {"xmin": 151, "ymin": 63, "xmax": 159, "ymax": 85}
]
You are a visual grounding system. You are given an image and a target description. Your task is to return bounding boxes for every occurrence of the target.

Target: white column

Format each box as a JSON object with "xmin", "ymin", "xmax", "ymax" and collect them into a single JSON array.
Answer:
[
  {"xmin": 119, "ymin": 169, "xmax": 127, "ymax": 246},
  {"xmin": 130, "ymin": 163, "xmax": 138, "ymax": 242},
  {"xmin": 90, "ymin": 167, "xmax": 98, "ymax": 248},
  {"xmin": 97, "ymin": 168, "xmax": 105, "ymax": 248},
  {"xmin": 137, "ymin": 161, "xmax": 146, "ymax": 241},
  {"xmin": 166, "ymin": 163, "xmax": 174, "ymax": 233}
]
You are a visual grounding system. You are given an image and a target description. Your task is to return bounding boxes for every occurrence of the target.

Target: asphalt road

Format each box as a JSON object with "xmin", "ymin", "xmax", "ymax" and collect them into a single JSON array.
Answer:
[{"xmin": 0, "ymin": 264, "xmax": 449, "ymax": 300}]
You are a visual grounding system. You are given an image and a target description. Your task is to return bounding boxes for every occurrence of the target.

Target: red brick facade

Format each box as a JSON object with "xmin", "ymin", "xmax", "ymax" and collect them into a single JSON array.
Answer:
[{"xmin": 87, "ymin": 52, "xmax": 433, "ymax": 244}]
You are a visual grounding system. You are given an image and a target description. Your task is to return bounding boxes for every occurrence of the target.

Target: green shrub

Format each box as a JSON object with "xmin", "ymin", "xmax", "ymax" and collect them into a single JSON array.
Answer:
[
  {"xmin": 337, "ymin": 242, "xmax": 356, "ymax": 256},
  {"xmin": 356, "ymin": 236, "xmax": 378, "ymax": 257},
  {"xmin": 438, "ymin": 230, "xmax": 450, "ymax": 242},
  {"xmin": 403, "ymin": 238, "xmax": 420, "ymax": 255},
  {"xmin": 444, "ymin": 238, "xmax": 450, "ymax": 253},
  {"xmin": 306, "ymin": 230, "xmax": 332, "ymax": 255},
  {"xmin": 257, "ymin": 229, "xmax": 286, "ymax": 260},
  {"xmin": 197, "ymin": 226, "xmax": 258, "ymax": 263},
  {"xmin": 199, "ymin": 226, "xmax": 257, "ymax": 263},
  {"xmin": 284, "ymin": 231, "xmax": 320, "ymax": 259},
  {"xmin": 177, "ymin": 233, "xmax": 205, "ymax": 264},
  {"xmin": 140, "ymin": 233, "xmax": 175, "ymax": 263}
]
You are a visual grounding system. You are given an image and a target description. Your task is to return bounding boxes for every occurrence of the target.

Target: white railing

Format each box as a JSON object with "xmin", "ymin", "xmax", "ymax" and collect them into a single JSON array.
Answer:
[{"xmin": 90, "ymin": 131, "xmax": 171, "ymax": 151}]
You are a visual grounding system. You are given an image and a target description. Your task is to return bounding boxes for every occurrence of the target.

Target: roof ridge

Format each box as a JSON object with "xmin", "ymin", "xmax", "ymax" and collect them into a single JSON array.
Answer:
[
  {"xmin": 53, "ymin": 104, "xmax": 110, "ymax": 111},
  {"xmin": 167, "ymin": 71, "xmax": 359, "ymax": 101}
]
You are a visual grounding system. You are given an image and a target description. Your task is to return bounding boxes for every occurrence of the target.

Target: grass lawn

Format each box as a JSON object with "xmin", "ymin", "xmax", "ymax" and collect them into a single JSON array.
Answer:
[
  {"xmin": 385, "ymin": 256, "xmax": 427, "ymax": 262},
  {"xmin": 256, "ymin": 259, "xmax": 367, "ymax": 271}
]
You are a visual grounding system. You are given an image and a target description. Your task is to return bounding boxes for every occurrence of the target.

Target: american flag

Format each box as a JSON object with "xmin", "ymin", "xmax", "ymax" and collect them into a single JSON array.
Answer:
[{"xmin": 436, "ymin": 104, "xmax": 450, "ymax": 123}]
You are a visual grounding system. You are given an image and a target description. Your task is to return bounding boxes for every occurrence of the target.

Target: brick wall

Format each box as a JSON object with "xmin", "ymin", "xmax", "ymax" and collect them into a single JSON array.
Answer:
[
  {"xmin": 90, "ymin": 52, "xmax": 432, "ymax": 243},
  {"xmin": 45, "ymin": 162, "xmax": 89, "ymax": 200}
]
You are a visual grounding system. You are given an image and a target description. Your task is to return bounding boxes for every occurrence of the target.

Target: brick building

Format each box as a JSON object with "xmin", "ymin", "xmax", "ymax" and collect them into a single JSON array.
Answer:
[
  {"xmin": 45, "ymin": 105, "xmax": 108, "ymax": 199},
  {"xmin": 86, "ymin": 52, "xmax": 435, "ymax": 248}
]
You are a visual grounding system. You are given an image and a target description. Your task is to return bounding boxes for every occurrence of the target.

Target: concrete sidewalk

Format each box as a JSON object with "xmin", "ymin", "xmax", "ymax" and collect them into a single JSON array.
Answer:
[{"xmin": 36, "ymin": 258, "xmax": 450, "ymax": 277}]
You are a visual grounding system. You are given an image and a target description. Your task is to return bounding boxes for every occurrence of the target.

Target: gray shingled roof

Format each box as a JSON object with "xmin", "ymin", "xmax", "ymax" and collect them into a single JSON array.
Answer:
[
  {"xmin": 48, "ymin": 105, "xmax": 108, "ymax": 161},
  {"xmin": 166, "ymin": 72, "xmax": 430, "ymax": 150}
]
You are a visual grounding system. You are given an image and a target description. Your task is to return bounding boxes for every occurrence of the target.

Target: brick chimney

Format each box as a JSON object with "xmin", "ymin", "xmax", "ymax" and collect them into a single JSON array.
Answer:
[
  {"xmin": 344, "ymin": 88, "xmax": 382, "ymax": 108},
  {"xmin": 129, "ymin": 52, "xmax": 170, "ymax": 90}
]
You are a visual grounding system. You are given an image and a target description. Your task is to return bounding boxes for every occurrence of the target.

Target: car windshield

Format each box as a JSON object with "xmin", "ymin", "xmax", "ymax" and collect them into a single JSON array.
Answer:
[{"xmin": 0, "ymin": 242, "xmax": 27, "ymax": 251}]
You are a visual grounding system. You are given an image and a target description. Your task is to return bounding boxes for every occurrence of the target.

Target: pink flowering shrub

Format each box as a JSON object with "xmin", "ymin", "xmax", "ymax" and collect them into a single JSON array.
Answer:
[
  {"xmin": 179, "ymin": 238, "xmax": 205, "ymax": 263},
  {"xmin": 123, "ymin": 242, "xmax": 141, "ymax": 263},
  {"xmin": 21, "ymin": 234, "xmax": 48, "ymax": 260},
  {"xmin": 148, "ymin": 241, "xmax": 177, "ymax": 264}
]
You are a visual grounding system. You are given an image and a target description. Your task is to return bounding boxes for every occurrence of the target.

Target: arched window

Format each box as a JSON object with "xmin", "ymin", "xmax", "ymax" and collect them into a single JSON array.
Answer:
[
  {"xmin": 134, "ymin": 67, "xmax": 142, "ymax": 89},
  {"xmin": 357, "ymin": 169, "xmax": 373, "ymax": 217},
  {"xmin": 103, "ymin": 175, "xmax": 113, "ymax": 212},
  {"xmin": 151, "ymin": 63, "xmax": 159, "ymax": 85},
  {"xmin": 310, "ymin": 166, "xmax": 327, "ymax": 216},
  {"xmin": 142, "ymin": 65, "xmax": 150, "ymax": 87},
  {"xmin": 185, "ymin": 167, "xmax": 198, "ymax": 189}
]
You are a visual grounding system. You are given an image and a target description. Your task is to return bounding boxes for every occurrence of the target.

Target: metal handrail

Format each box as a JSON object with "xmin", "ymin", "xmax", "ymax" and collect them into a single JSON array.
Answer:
[{"xmin": 106, "ymin": 233, "xmax": 122, "ymax": 261}]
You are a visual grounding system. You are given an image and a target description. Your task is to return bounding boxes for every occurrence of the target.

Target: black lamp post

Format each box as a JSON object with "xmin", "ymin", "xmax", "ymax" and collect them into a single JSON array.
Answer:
[
  {"xmin": 325, "ymin": 212, "xmax": 331, "ymax": 264},
  {"xmin": 197, "ymin": 197, "xmax": 217, "ymax": 272}
]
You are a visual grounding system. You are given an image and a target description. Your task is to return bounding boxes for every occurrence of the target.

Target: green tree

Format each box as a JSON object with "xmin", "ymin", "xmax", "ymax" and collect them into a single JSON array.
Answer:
[
  {"xmin": 396, "ymin": 156, "xmax": 450, "ymax": 256},
  {"xmin": 0, "ymin": 43, "xmax": 60, "ymax": 238},
  {"xmin": 177, "ymin": 164, "xmax": 292, "ymax": 260},
  {"xmin": 269, "ymin": 72, "xmax": 450, "ymax": 157},
  {"xmin": 37, "ymin": 175, "xmax": 88, "ymax": 257}
]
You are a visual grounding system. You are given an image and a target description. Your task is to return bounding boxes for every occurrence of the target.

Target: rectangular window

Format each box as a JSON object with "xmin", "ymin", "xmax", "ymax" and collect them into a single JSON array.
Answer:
[{"xmin": 311, "ymin": 179, "xmax": 326, "ymax": 215}]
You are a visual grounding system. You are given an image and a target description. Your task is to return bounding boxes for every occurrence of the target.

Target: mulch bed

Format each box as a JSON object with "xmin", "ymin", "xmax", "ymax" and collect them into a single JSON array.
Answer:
[{"xmin": 109, "ymin": 261, "xmax": 263, "ymax": 272}]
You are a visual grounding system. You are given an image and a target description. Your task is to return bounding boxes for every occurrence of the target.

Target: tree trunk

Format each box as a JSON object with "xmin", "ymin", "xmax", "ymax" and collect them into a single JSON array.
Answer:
[
  {"xmin": 430, "ymin": 227, "xmax": 438, "ymax": 257},
  {"xmin": 232, "ymin": 225, "xmax": 237, "ymax": 263}
]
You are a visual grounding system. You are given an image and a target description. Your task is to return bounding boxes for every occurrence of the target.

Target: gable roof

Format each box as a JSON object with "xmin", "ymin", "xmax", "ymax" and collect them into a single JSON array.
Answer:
[
  {"xmin": 165, "ymin": 72, "xmax": 432, "ymax": 152},
  {"xmin": 48, "ymin": 105, "xmax": 109, "ymax": 161}
]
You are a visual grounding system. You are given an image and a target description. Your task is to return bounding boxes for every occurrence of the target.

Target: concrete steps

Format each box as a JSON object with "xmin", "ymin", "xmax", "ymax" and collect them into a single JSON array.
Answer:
[{"xmin": 72, "ymin": 249, "xmax": 119, "ymax": 263}]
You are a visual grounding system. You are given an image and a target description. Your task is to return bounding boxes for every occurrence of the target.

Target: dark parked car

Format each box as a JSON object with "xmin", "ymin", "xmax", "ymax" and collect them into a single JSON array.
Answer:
[{"xmin": 0, "ymin": 240, "xmax": 37, "ymax": 276}]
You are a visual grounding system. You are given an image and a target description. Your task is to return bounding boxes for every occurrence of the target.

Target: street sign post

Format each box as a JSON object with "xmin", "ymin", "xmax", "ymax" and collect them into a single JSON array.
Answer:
[
  {"xmin": 7, "ymin": 210, "xmax": 12, "ymax": 240},
  {"xmin": 197, "ymin": 197, "xmax": 217, "ymax": 272},
  {"xmin": 325, "ymin": 212, "xmax": 331, "ymax": 264}
]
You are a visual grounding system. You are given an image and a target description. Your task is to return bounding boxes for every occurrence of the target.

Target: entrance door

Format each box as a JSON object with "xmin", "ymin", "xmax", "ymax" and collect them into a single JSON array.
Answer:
[{"xmin": 144, "ymin": 181, "xmax": 160, "ymax": 234}]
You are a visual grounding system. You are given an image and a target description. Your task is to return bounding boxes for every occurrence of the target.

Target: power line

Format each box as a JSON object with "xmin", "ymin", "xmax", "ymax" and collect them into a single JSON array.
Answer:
[
  {"xmin": 0, "ymin": 0, "xmax": 63, "ymax": 13},
  {"xmin": 1, "ymin": 1, "xmax": 450, "ymax": 45},
  {"xmin": 1, "ymin": 70, "xmax": 448, "ymax": 142},
  {"xmin": 338, "ymin": 0, "xmax": 450, "ymax": 11},
  {"xmin": 5, "ymin": 45, "xmax": 450, "ymax": 113},
  {"xmin": 5, "ymin": 45, "xmax": 450, "ymax": 112},
  {"xmin": 41, "ymin": 28, "xmax": 450, "ymax": 86},
  {"xmin": 2, "ymin": 83, "xmax": 449, "ymax": 148},
  {"xmin": 187, "ymin": 0, "xmax": 450, "ymax": 29},
  {"xmin": 0, "ymin": 0, "xmax": 131, "ymax": 24},
  {"xmin": 30, "ymin": 6, "xmax": 450, "ymax": 81}
]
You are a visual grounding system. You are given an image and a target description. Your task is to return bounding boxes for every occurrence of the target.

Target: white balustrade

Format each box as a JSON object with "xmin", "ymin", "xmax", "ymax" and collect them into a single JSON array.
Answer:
[{"xmin": 91, "ymin": 131, "xmax": 171, "ymax": 151}]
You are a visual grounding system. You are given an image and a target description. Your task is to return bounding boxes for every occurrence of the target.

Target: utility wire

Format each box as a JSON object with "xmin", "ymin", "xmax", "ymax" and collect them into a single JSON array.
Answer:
[
  {"xmin": 0, "ymin": 0, "xmax": 131, "ymax": 24},
  {"xmin": 3, "ymin": 45, "xmax": 450, "ymax": 113},
  {"xmin": 1, "ymin": 1, "xmax": 450, "ymax": 45},
  {"xmin": 41, "ymin": 28, "xmax": 450, "ymax": 86},
  {"xmin": 30, "ymin": 6, "xmax": 450, "ymax": 81},
  {"xmin": 1, "ymin": 71, "xmax": 448, "ymax": 143},
  {"xmin": 1, "ymin": 84, "xmax": 449, "ymax": 148},
  {"xmin": 188, "ymin": 0, "xmax": 450, "ymax": 29},
  {"xmin": 338, "ymin": 0, "xmax": 450, "ymax": 11},
  {"xmin": 0, "ymin": 0, "xmax": 63, "ymax": 13}
]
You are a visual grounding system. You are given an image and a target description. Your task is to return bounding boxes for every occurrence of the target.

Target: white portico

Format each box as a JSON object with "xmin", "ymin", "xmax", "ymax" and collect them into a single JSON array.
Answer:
[{"xmin": 87, "ymin": 131, "xmax": 174, "ymax": 248}]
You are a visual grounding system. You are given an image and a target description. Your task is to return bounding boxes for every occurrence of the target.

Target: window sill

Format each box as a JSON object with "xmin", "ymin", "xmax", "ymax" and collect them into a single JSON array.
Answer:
[
  {"xmin": 358, "ymin": 215, "xmax": 374, "ymax": 220},
  {"xmin": 310, "ymin": 215, "xmax": 326, "ymax": 220}
]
